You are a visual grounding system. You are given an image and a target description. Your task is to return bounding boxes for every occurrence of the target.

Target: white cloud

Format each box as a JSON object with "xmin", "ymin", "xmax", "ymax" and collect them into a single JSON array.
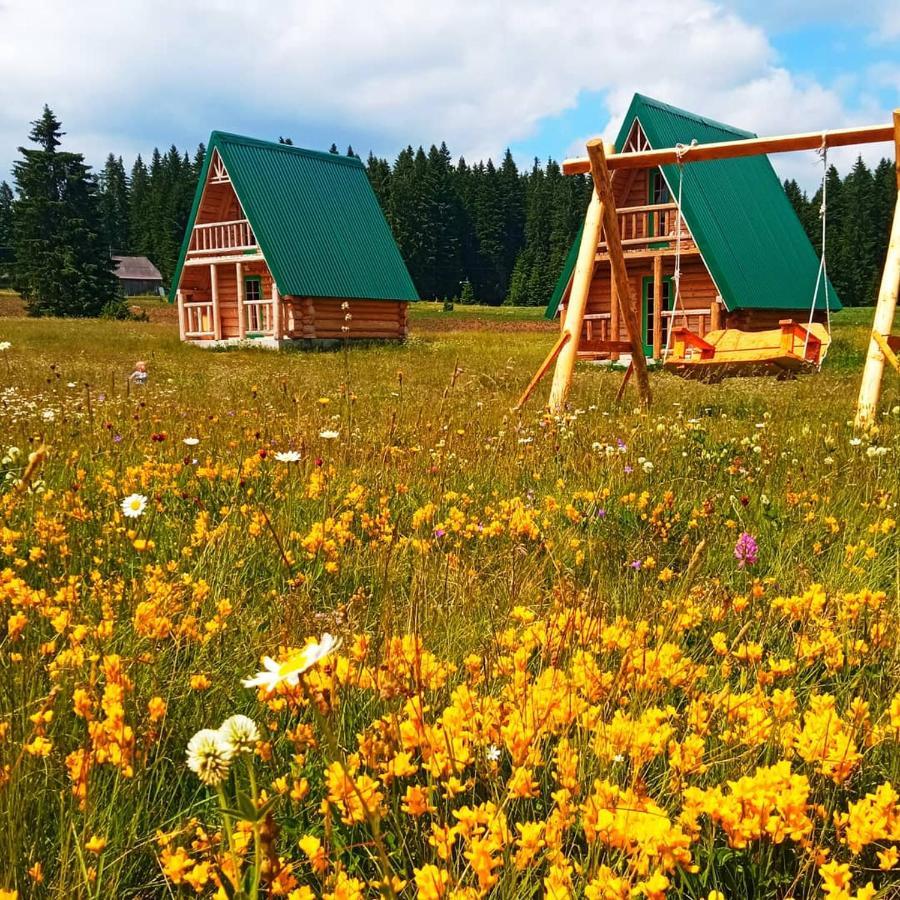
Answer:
[{"xmin": 0, "ymin": 0, "xmax": 893, "ymax": 191}]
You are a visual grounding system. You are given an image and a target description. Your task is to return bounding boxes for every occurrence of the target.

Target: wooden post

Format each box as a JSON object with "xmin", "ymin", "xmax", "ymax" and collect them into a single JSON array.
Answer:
[
  {"xmin": 855, "ymin": 110, "xmax": 900, "ymax": 429},
  {"xmin": 588, "ymin": 139, "xmax": 651, "ymax": 408},
  {"xmin": 610, "ymin": 262, "xmax": 620, "ymax": 361},
  {"xmin": 236, "ymin": 262, "xmax": 246, "ymax": 340},
  {"xmin": 210, "ymin": 264, "xmax": 221, "ymax": 340},
  {"xmin": 272, "ymin": 282, "xmax": 281, "ymax": 341},
  {"xmin": 652, "ymin": 255, "xmax": 662, "ymax": 360},
  {"xmin": 548, "ymin": 190, "xmax": 604, "ymax": 411},
  {"xmin": 177, "ymin": 289, "xmax": 186, "ymax": 341},
  {"xmin": 710, "ymin": 298, "xmax": 722, "ymax": 332},
  {"xmin": 516, "ymin": 332, "xmax": 571, "ymax": 410}
]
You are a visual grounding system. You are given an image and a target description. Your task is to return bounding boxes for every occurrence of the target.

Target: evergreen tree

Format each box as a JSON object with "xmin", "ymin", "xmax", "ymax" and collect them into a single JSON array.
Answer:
[
  {"xmin": 129, "ymin": 155, "xmax": 151, "ymax": 257},
  {"xmin": 11, "ymin": 106, "xmax": 119, "ymax": 317},
  {"xmin": 278, "ymin": 136, "xmax": 293, "ymax": 145},
  {"xmin": 193, "ymin": 143, "xmax": 206, "ymax": 176},
  {"xmin": 0, "ymin": 181, "xmax": 13, "ymax": 286},
  {"xmin": 871, "ymin": 158, "xmax": 897, "ymax": 301},
  {"xmin": 98, "ymin": 154, "xmax": 130, "ymax": 251},
  {"xmin": 346, "ymin": 145, "xmax": 359, "ymax": 159},
  {"xmin": 833, "ymin": 158, "xmax": 874, "ymax": 307},
  {"xmin": 328, "ymin": 143, "xmax": 339, "ymax": 154},
  {"xmin": 0, "ymin": 181, "xmax": 13, "ymax": 247},
  {"xmin": 365, "ymin": 152, "xmax": 392, "ymax": 212}
]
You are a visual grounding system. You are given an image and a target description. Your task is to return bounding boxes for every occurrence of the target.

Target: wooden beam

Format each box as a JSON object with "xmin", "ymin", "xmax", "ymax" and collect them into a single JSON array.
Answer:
[
  {"xmin": 588, "ymin": 139, "xmax": 652, "ymax": 408},
  {"xmin": 855, "ymin": 111, "xmax": 900, "ymax": 429},
  {"xmin": 609, "ymin": 262, "xmax": 619, "ymax": 361},
  {"xmin": 210, "ymin": 264, "xmax": 221, "ymax": 340},
  {"xmin": 176, "ymin": 289, "xmax": 186, "ymax": 342},
  {"xmin": 596, "ymin": 246, "xmax": 701, "ymax": 262},
  {"xmin": 236, "ymin": 261, "xmax": 246, "ymax": 340},
  {"xmin": 516, "ymin": 331, "xmax": 570, "ymax": 410},
  {"xmin": 562, "ymin": 121, "xmax": 896, "ymax": 175},
  {"xmin": 548, "ymin": 190, "xmax": 604, "ymax": 411},
  {"xmin": 710, "ymin": 298, "xmax": 722, "ymax": 332},
  {"xmin": 872, "ymin": 331, "xmax": 900, "ymax": 375},
  {"xmin": 184, "ymin": 253, "xmax": 265, "ymax": 267},
  {"xmin": 272, "ymin": 282, "xmax": 281, "ymax": 341},
  {"xmin": 652, "ymin": 255, "xmax": 663, "ymax": 359}
]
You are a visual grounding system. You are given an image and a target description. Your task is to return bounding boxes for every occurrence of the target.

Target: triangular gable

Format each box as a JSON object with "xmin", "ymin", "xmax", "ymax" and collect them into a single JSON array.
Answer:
[{"xmin": 170, "ymin": 133, "xmax": 418, "ymax": 303}]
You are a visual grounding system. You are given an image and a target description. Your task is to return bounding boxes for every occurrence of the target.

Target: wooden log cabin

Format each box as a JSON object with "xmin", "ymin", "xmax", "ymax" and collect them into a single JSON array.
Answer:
[
  {"xmin": 546, "ymin": 95, "xmax": 840, "ymax": 359},
  {"xmin": 170, "ymin": 132, "xmax": 418, "ymax": 347}
]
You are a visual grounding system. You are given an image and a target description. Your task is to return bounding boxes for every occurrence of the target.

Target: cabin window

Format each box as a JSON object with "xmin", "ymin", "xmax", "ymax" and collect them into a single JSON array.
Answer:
[
  {"xmin": 244, "ymin": 276, "xmax": 264, "ymax": 333},
  {"xmin": 648, "ymin": 171, "xmax": 672, "ymax": 242}
]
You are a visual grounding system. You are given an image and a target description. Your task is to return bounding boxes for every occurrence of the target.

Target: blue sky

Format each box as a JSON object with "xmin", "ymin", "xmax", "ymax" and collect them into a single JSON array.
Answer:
[{"xmin": 0, "ymin": 0, "xmax": 897, "ymax": 192}]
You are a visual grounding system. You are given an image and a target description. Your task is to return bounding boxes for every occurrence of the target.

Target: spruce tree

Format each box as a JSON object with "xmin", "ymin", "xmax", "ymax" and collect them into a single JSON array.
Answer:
[
  {"xmin": 11, "ymin": 106, "xmax": 119, "ymax": 317},
  {"xmin": 129, "ymin": 155, "xmax": 150, "ymax": 257},
  {"xmin": 98, "ymin": 154, "xmax": 130, "ymax": 251},
  {"xmin": 837, "ymin": 157, "xmax": 875, "ymax": 307},
  {"xmin": 0, "ymin": 181, "xmax": 13, "ymax": 286},
  {"xmin": 871, "ymin": 158, "xmax": 897, "ymax": 301}
]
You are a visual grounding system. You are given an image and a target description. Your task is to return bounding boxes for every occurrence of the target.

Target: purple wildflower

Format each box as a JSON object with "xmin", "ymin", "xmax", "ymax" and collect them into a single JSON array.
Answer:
[
  {"xmin": 433, "ymin": 528, "xmax": 446, "ymax": 539},
  {"xmin": 734, "ymin": 531, "xmax": 759, "ymax": 568},
  {"xmin": 630, "ymin": 559, "xmax": 642, "ymax": 570},
  {"xmin": 624, "ymin": 465, "xmax": 633, "ymax": 474}
]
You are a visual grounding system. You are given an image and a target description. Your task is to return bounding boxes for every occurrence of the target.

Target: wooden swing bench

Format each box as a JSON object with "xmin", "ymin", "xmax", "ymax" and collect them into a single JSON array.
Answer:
[{"xmin": 664, "ymin": 319, "xmax": 831, "ymax": 379}]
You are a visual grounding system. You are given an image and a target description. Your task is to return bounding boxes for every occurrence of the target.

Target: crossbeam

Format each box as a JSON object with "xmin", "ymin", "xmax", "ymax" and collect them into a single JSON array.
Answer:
[{"xmin": 562, "ymin": 122, "xmax": 895, "ymax": 175}]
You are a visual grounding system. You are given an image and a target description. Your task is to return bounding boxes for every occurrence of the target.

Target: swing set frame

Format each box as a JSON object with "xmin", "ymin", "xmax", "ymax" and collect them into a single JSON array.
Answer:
[{"xmin": 518, "ymin": 111, "xmax": 900, "ymax": 428}]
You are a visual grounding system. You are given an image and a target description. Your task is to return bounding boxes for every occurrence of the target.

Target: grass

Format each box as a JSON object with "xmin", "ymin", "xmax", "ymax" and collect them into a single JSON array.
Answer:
[{"xmin": 0, "ymin": 302, "xmax": 898, "ymax": 898}]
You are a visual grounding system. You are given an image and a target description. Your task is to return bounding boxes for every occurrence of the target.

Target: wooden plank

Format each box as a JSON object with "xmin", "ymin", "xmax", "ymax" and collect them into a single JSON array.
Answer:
[
  {"xmin": 609, "ymin": 264, "xmax": 619, "ymax": 361},
  {"xmin": 177, "ymin": 290, "xmax": 186, "ymax": 342},
  {"xmin": 236, "ymin": 261, "xmax": 245, "ymax": 340},
  {"xmin": 653, "ymin": 255, "xmax": 662, "ymax": 359},
  {"xmin": 872, "ymin": 331, "xmax": 900, "ymax": 375},
  {"xmin": 548, "ymin": 189, "xmax": 604, "ymax": 411},
  {"xmin": 210, "ymin": 264, "xmax": 221, "ymax": 340},
  {"xmin": 516, "ymin": 332, "xmax": 571, "ymax": 410},
  {"xmin": 563, "ymin": 121, "xmax": 896, "ymax": 175},
  {"xmin": 588, "ymin": 139, "xmax": 652, "ymax": 408},
  {"xmin": 856, "ymin": 111, "xmax": 900, "ymax": 428}
]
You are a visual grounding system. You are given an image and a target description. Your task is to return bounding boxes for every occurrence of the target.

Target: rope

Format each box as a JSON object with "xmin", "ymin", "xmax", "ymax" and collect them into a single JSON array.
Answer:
[
  {"xmin": 663, "ymin": 139, "xmax": 697, "ymax": 361},
  {"xmin": 805, "ymin": 133, "xmax": 832, "ymax": 362}
]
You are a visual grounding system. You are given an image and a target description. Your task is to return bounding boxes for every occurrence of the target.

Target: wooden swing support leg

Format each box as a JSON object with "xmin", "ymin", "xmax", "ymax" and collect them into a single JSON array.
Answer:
[
  {"xmin": 589, "ymin": 139, "xmax": 652, "ymax": 409},
  {"xmin": 548, "ymin": 189, "xmax": 605, "ymax": 412},
  {"xmin": 855, "ymin": 109, "xmax": 900, "ymax": 429},
  {"xmin": 516, "ymin": 331, "xmax": 571, "ymax": 410}
]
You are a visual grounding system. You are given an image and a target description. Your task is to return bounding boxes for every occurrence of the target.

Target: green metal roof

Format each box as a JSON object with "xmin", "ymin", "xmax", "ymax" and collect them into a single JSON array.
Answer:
[
  {"xmin": 546, "ymin": 94, "xmax": 840, "ymax": 319},
  {"xmin": 170, "ymin": 132, "xmax": 418, "ymax": 303}
]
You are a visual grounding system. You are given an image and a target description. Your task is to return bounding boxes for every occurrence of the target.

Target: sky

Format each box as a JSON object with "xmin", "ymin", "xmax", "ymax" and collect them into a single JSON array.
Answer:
[{"xmin": 0, "ymin": 0, "xmax": 897, "ymax": 192}]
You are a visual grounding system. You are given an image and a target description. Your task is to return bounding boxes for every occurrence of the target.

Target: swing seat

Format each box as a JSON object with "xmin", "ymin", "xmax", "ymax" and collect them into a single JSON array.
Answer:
[{"xmin": 664, "ymin": 319, "xmax": 831, "ymax": 379}]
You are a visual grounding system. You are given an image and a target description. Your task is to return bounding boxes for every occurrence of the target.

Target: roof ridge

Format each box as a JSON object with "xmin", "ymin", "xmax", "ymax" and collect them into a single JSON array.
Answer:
[
  {"xmin": 209, "ymin": 131, "xmax": 365, "ymax": 168},
  {"xmin": 630, "ymin": 93, "xmax": 757, "ymax": 139}
]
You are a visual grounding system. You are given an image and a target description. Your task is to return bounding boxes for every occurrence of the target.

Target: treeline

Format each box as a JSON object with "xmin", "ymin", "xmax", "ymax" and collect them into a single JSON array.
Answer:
[
  {"xmin": 1, "ymin": 105, "xmax": 897, "ymax": 313},
  {"xmin": 783, "ymin": 157, "xmax": 897, "ymax": 307}
]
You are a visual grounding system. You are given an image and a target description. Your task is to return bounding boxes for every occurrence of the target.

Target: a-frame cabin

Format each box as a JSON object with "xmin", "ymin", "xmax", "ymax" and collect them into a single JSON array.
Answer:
[
  {"xmin": 546, "ymin": 95, "xmax": 840, "ymax": 360},
  {"xmin": 171, "ymin": 132, "xmax": 418, "ymax": 347}
]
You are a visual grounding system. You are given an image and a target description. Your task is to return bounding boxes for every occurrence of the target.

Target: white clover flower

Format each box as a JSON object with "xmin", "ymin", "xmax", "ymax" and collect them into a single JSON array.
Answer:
[
  {"xmin": 219, "ymin": 715, "xmax": 260, "ymax": 755},
  {"xmin": 186, "ymin": 728, "xmax": 234, "ymax": 786},
  {"xmin": 121, "ymin": 493, "xmax": 148, "ymax": 518},
  {"xmin": 242, "ymin": 633, "xmax": 340, "ymax": 694},
  {"xmin": 849, "ymin": 437, "xmax": 862, "ymax": 447},
  {"xmin": 183, "ymin": 437, "xmax": 200, "ymax": 446},
  {"xmin": 318, "ymin": 430, "xmax": 340, "ymax": 440},
  {"xmin": 274, "ymin": 450, "xmax": 302, "ymax": 462},
  {"xmin": 0, "ymin": 341, "xmax": 10, "ymax": 351},
  {"xmin": 42, "ymin": 410, "xmax": 55, "ymax": 422}
]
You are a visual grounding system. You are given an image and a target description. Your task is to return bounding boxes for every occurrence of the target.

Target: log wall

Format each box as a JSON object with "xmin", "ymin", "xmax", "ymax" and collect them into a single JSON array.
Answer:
[{"xmin": 285, "ymin": 297, "xmax": 408, "ymax": 341}]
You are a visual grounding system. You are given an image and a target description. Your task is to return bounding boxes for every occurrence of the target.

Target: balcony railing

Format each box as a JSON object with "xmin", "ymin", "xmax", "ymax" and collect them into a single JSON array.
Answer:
[
  {"xmin": 243, "ymin": 299, "xmax": 275, "ymax": 336},
  {"xmin": 183, "ymin": 301, "xmax": 215, "ymax": 339},
  {"xmin": 598, "ymin": 203, "xmax": 688, "ymax": 251},
  {"xmin": 189, "ymin": 219, "xmax": 257, "ymax": 255}
]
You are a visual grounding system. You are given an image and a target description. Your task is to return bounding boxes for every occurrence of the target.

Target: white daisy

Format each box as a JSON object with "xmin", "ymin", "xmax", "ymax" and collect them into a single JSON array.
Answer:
[
  {"xmin": 219, "ymin": 715, "xmax": 260, "ymax": 755},
  {"xmin": 486, "ymin": 744, "xmax": 501, "ymax": 762},
  {"xmin": 186, "ymin": 728, "xmax": 234, "ymax": 786},
  {"xmin": 274, "ymin": 450, "xmax": 302, "ymax": 463},
  {"xmin": 183, "ymin": 437, "xmax": 200, "ymax": 446},
  {"xmin": 121, "ymin": 493, "xmax": 148, "ymax": 518},
  {"xmin": 318, "ymin": 430, "xmax": 340, "ymax": 440},
  {"xmin": 0, "ymin": 342, "xmax": 10, "ymax": 352},
  {"xmin": 242, "ymin": 634, "xmax": 340, "ymax": 694}
]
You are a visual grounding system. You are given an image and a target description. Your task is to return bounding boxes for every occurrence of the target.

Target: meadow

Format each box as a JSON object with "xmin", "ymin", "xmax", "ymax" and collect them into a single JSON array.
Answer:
[{"xmin": 0, "ymin": 298, "xmax": 898, "ymax": 899}]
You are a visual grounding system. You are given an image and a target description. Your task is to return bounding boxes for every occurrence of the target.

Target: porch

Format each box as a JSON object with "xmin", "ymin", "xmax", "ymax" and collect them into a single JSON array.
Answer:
[{"xmin": 177, "ymin": 257, "xmax": 284, "ymax": 343}]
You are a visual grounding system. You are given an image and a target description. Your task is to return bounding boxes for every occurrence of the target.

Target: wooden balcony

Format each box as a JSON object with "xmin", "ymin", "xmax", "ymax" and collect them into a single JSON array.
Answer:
[
  {"xmin": 598, "ymin": 203, "xmax": 696, "ymax": 255},
  {"xmin": 188, "ymin": 219, "xmax": 257, "ymax": 256}
]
